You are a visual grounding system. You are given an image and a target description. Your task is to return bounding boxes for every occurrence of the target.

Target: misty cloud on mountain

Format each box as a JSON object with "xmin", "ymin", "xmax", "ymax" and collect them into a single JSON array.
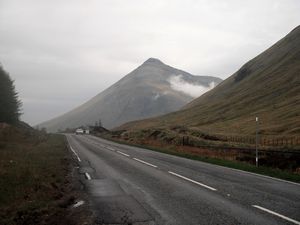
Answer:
[
  {"xmin": 168, "ymin": 75, "xmax": 215, "ymax": 98},
  {"xmin": 38, "ymin": 58, "xmax": 222, "ymax": 132}
]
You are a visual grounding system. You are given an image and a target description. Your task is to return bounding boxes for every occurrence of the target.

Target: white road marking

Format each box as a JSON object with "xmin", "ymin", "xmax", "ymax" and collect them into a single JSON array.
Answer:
[
  {"xmin": 73, "ymin": 200, "xmax": 85, "ymax": 208},
  {"xmin": 70, "ymin": 146, "xmax": 81, "ymax": 162},
  {"xmin": 252, "ymin": 205, "xmax": 300, "ymax": 225},
  {"xmin": 85, "ymin": 172, "xmax": 91, "ymax": 180},
  {"xmin": 88, "ymin": 134, "xmax": 300, "ymax": 186},
  {"xmin": 133, "ymin": 158, "xmax": 158, "ymax": 168},
  {"xmin": 106, "ymin": 146, "xmax": 115, "ymax": 151},
  {"xmin": 209, "ymin": 163, "xmax": 300, "ymax": 186},
  {"xmin": 117, "ymin": 151, "xmax": 130, "ymax": 157},
  {"xmin": 168, "ymin": 171, "xmax": 217, "ymax": 191}
]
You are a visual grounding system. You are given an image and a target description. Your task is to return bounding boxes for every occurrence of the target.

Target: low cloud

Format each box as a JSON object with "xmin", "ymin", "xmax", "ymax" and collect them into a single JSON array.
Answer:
[
  {"xmin": 152, "ymin": 93, "xmax": 160, "ymax": 100},
  {"xmin": 1, "ymin": 0, "xmax": 299, "ymax": 125},
  {"xmin": 168, "ymin": 75, "xmax": 215, "ymax": 98}
]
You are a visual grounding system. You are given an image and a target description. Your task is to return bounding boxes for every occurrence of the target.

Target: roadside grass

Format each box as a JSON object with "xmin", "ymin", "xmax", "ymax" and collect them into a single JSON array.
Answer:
[
  {"xmin": 0, "ymin": 133, "xmax": 76, "ymax": 225},
  {"xmin": 100, "ymin": 135, "xmax": 300, "ymax": 183}
]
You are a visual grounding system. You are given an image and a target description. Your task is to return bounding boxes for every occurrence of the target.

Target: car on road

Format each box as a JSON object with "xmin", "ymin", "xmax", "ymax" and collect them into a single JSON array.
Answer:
[{"xmin": 75, "ymin": 128, "xmax": 84, "ymax": 135}]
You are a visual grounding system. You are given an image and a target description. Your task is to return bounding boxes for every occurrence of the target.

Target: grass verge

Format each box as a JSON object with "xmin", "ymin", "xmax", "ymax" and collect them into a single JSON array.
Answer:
[
  {"xmin": 0, "ymin": 132, "xmax": 87, "ymax": 225},
  {"xmin": 100, "ymin": 135, "xmax": 300, "ymax": 183}
]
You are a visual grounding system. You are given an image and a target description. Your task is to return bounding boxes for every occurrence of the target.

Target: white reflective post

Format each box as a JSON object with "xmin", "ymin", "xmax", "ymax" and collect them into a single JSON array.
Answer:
[{"xmin": 256, "ymin": 117, "xmax": 259, "ymax": 167}]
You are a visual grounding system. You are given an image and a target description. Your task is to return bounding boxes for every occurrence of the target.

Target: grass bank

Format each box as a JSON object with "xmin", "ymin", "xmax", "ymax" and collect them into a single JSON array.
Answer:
[
  {"xmin": 100, "ymin": 134, "xmax": 300, "ymax": 183},
  {"xmin": 0, "ymin": 130, "xmax": 89, "ymax": 225}
]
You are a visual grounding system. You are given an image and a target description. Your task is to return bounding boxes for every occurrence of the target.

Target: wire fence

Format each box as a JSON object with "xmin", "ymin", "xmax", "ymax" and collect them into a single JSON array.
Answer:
[
  {"xmin": 148, "ymin": 134, "xmax": 300, "ymax": 170},
  {"xmin": 217, "ymin": 135, "xmax": 300, "ymax": 147},
  {"xmin": 181, "ymin": 134, "xmax": 300, "ymax": 147}
]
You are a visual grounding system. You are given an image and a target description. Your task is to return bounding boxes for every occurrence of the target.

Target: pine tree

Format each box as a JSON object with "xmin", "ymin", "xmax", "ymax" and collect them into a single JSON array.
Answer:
[{"xmin": 0, "ymin": 65, "xmax": 22, "ymax": 124}]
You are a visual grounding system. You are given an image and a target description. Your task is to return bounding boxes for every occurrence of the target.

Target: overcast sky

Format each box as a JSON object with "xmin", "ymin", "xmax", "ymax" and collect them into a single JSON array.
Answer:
[{"xmin": 0, "ymin": 0, "xmax": 299, "ymax": 125}]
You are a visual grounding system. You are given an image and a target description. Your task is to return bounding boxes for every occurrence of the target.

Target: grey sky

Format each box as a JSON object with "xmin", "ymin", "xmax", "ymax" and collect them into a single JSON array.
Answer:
[{"xmin": 0, "ymin": 0, "xmax": 299, "ymax": 125}]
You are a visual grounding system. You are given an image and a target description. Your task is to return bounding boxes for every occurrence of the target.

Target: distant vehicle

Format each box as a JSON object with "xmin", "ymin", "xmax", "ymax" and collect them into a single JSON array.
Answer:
[
  {"xmin": 85, "ymin": 129, "xmax": 90, "ymax": 134},
  {"xmin": 75, "ymin": 128, "xmax": 84, "ymax": 135}
]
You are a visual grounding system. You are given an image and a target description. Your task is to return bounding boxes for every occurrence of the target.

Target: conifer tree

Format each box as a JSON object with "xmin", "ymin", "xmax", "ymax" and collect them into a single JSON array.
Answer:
[{"xmin": 0, "ymin": 65, "xmax": 22, "ymax": 124}]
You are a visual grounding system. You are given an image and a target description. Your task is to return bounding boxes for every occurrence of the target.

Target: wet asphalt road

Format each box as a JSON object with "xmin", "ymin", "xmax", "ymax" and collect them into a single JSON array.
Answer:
[{"xmin": 66, "ymin": 134, "xmax": 300, "ymax": 225}]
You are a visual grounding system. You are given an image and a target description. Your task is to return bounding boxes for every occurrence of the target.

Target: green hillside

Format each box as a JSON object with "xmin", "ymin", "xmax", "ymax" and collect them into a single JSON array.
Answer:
[{"xmin": 119, "ymin": 26, "xmax": 300, "ymax": 135}]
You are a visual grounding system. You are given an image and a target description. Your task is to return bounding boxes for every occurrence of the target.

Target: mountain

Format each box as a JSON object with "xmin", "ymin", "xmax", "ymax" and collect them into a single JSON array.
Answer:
[
  {"xmin": 39, "ymin": 58, "xmax": 222, "ymax": 132},
  {"xmin": 119, "ymin": 26, "xmax": 300, "ymax": 135}
]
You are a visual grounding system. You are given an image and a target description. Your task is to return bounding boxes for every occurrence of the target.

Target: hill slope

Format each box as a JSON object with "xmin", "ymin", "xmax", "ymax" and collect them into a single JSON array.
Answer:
[
  {"xmin": 119, "ymin": 26, "xmax": 300, "ymax": 135},
  {"xmin": 39, "ymin": 58, "xmax": 221, "ymax": 132}
]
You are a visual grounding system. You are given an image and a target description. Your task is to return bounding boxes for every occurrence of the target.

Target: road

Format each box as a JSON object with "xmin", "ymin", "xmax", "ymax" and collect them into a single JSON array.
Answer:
[{"xmin": 66, "ymin": 134, "xmax": 300, "ymax": 225}]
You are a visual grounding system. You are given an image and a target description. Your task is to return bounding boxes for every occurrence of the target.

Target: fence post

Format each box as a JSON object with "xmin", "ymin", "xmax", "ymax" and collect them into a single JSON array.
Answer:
[{"xmin": 255, "ymin": 117, "xmax": 259, "ymax": 167}]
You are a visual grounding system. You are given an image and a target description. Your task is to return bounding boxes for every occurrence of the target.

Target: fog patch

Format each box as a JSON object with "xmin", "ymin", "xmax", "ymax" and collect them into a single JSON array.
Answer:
[{"xmin": 168, "ymin": 75, "xmax": 215, "ymax": 98}]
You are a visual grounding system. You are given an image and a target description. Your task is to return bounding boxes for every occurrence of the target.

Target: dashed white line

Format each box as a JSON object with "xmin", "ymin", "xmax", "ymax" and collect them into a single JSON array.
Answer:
[
  {"xmin": 117, "ymin": 151, "xmax": 130, "ymax": 157},
  {"xmin": 168, "ymin": 171, "xmax": 217, "ymax": 191},
  {"xmin": 133, "ymin": 158, "xmax": 158, "ymax": 168},
  {"xmin": 85, "ymin": 172, "xmax": 91, "ymax": 180},
  {"xmin": 252, "ymin": 205, "xmax": 300, "ymax": 225},
  {"xmin": 71, "ymin": 135, "xmax": 300, "ymax": 225},
  {"xmin": 70, "ymin": 146, "xmax": 81, "ymax": 162},
  {"xmin": 106, "ymin": 146, "xmax": 115, "ymax": 151}
]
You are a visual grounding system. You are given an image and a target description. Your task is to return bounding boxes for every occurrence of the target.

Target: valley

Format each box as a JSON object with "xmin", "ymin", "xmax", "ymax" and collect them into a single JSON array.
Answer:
[{"xmin": 1, "ymin": 3, "xmax": 299, "ymax": 223}]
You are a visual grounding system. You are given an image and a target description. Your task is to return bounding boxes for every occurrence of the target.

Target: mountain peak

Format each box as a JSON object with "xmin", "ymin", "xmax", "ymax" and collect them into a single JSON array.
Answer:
[
  {"xmin": 38, "ymin": 56, "xmax": 221, "ymax": 132},
  {"xmin": 143, "ymin": 58, "xmax": 164, "ymax": 65}
]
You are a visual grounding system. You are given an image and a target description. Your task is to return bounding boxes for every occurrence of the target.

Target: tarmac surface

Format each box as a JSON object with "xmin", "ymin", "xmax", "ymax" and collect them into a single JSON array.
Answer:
[{"xmin": 66, "ymin": 134, "xmax": 300, "ymax": 225}]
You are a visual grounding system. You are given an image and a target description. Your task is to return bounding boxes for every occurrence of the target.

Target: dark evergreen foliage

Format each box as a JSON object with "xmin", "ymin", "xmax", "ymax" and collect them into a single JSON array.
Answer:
[{"xmin": 0, "ymin": 65, "xmax": 22, "ymax": 124}]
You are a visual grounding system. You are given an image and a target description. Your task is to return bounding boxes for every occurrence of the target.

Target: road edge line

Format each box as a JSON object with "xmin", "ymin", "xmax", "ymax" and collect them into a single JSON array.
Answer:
[
  {"xmin": 70, "ymin": 146, "xmax": 81, "ymax": 162},
  {"xmin": 85, "ymin": 172, "xmax": 91, "ymax": 180},
  {"xmin": 252, "ymin": 205, "xmax": 300, "ymax": 225}
]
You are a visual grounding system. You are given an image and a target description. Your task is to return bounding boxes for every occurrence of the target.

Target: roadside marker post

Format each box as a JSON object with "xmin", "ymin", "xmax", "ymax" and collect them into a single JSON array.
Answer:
[{"xmin": 256, "ymin": 117, "xmax": 259, "ymax": 167}]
